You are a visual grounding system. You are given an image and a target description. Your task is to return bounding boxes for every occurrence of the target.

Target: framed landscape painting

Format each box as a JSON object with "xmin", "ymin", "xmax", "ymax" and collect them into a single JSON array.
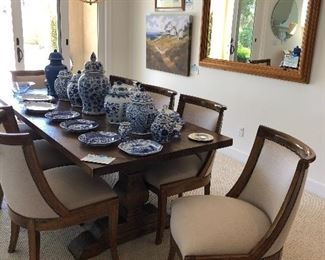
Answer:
[{"xmin": 146, "ymin": 14, "xmax": 192, "ymax": 76}]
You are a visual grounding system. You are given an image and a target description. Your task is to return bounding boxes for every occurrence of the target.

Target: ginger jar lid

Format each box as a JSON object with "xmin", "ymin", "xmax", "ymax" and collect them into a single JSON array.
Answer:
[
  {"xmin": 48, "ymin": 49, "xmax": 64, "ymax": 61},
  {"xmin": 57, "ymin": 69, "xmax": 73, "ymax": 79},
  {"xmin": 84, "ymin": 52, "xmax": 104, "ymax": 73},
  {"xmin": 130, "ymin": 90, "xmax": 154, "ymax": 104},
  {"xmin": 70, "ymin": 70, "xmax": 82, "ymax": 83}
]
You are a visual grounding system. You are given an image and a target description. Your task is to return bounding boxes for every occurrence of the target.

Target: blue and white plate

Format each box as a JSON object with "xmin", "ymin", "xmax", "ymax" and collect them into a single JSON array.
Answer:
[
  {"xmin": 21, "ymin": 93, "xmax": 54, "ymax": 102},
  {"xmin": 78, "ymin": 131, "xmax": 121, "ymax": 147},
  {"xmin": 60, "ymin": 119, "xmax": 99, "ymax": 133},
  {"xmin": 118, "ymin": 139, "xmax": 163, "ymax": 156},
  {"xmin": 45, "ymin": 110, "xmax": 80, "ymax": 122}
]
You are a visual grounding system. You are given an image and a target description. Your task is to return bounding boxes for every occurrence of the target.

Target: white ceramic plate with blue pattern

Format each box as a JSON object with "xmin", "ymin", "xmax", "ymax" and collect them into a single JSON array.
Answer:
[
  {"xmin": 78, "ymin": 131, "xmax": 121, "ymax": 147},
  {"xmin": 60, "ymin": 119, "xmax": 99, "ymax": 133},
  {"xmin": 45, "ymin": 110, "xmax": 80, "ymax": 122},
  {"xmin": 118, "ymin": 139, "xmax": 163, "ymax": 156}
]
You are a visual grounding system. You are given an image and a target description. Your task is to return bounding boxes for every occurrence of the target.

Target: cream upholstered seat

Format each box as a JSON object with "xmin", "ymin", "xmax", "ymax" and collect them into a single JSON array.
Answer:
[
  {"xmin": 0, "ymin": 129, "xmax": 119, "ymax": 259},
  {"xmin": 144, "ymin": 94, "xmax": 227, "ymax": 244},
  {"xmin": 171, "ymin": 195, "xmax": 270, "ymax": 256},
  {"xmin": 168, "ymin": 125, "xmax": 316, "ymax": 260}
]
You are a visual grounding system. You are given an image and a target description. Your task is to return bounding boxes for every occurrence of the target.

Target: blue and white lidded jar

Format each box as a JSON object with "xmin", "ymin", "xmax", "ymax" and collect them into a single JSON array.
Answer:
[
  {"xmin": 67, "ymin": 70, "xmax": 82, "ymax": 108},
  {"xmin": 118, "ymin": 121, "xmax": 132, "ymax": 140},
  {"xmin": 78, "ymin": 53, "xmax": 110, "ymax": 115},
  {"xmin": 126, "ymin": 89, "xmax": 157, "ymax": 134},
  {"xmin": 104, "ymin": 82, "xmax": 131, "ymax": 124},
  {"xmin": 150, "ymin": 106, "xmax": 182, "ymax": 143},
  {"xmin": 54, "ymin": 69, "xmax": 73, "ymax": 101}
]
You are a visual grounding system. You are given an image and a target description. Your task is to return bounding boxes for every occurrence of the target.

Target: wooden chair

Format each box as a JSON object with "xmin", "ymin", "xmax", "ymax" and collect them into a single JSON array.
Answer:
[
  {"xmin": 144, "ymin": 94, "xmax": 227, "ymax": 244},
  {"xmin": 0, "ymin": 106, "xmax": 72, "ymax": 209},
  {"xmin": 11, "ymin": 70, "xmax": 46, "ymax": 88},
  {"xmin": 168, "ymin": 125, "xmax": 316, "ymax": 260},
  {"xmin": 140, "ymin": 83, "xmax": 177, "ymax": 110},
  {"xmin": 249, "ymin": 59, "xmax": 271, "ymax": 66},
  {"xmin": 109, "ymin": 75, "xmax": 178, "ymax": 110},
  {"xmin": 0, "ymin": 131, "xmax": 119, "ymax": 259}
]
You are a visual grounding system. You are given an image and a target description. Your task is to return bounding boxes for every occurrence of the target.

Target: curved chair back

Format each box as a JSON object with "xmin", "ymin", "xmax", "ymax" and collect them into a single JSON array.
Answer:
[
  {"xmin": 177, "ymin": 94, "xmax": 227, "ymax": 133},
  {"xmin": 0, "ymin": 106, "xmax": 20, "ymax": 133},
  {"xmin": 109, "ymin": 75, "xmax": 137, "ymax": 86},
  {"xmin": 228, "ymin": 125, "xmax": 316, "ymax": 258},
  {"xmin": 141, "ymin": 83, "xmax": 177, "ymax": 110},
  {"xmin": 11, "ymin": 70, "xmax": 45, "ymax": 88}
]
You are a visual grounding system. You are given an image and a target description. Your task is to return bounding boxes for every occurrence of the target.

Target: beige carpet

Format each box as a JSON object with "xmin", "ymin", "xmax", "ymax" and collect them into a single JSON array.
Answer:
[{"xmin": 0, "ymin": 153, "xmax": 324, "ymax": 260}]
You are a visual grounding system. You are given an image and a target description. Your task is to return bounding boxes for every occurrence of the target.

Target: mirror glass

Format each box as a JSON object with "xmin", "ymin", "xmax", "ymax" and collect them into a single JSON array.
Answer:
[
  {"xmin": 207, "ymin": 0, "xmax": 308, "ymax": 67},
  {"xmin": 271, "ymin": 0, "xmax": 299, "ymax": 41}
]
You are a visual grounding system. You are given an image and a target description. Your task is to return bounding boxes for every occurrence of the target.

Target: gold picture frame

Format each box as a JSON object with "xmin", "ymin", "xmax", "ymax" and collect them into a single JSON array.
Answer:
[{"xmin": 155, "ymin": 0, "xmax": 185, "ymax": 11}]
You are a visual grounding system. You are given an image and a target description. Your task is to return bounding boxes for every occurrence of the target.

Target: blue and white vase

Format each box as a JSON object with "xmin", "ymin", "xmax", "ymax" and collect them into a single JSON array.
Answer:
[
  {"xmin": 67, "ymin": 70, "xmax": 82, "ymax": 107},
  {"xmin": 54, "ymin": 69, "xmax": 73, "ymax": 101},
  {"xmin": 78, "ymin": 53, "xmax": 110, "ymax": 115},
  {"xmin": 104, "ymin": 82, "xmax": 131, "ymax": 124},
  {"xmin": 45, "ymin": 49, "xmax": 66, "ymax": 97},
  {"xmin": 118, "ymin": 121, "xmax": 132, "ymax": 140},
  {"xmin": 150, "ymin": 106, "xmax": 183, "ymax": 143},
  {"xmin": 126, "ymin": 88, "xmax": 157, "ymax": 134}
]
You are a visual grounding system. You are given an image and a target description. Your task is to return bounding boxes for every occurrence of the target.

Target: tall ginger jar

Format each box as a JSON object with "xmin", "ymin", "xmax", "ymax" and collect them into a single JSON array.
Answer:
[
  {"xmin": 54, "ymin": 69, "xmax": 72, "ymax": 101},
  {"xmin": 78, "ymin": 53, "xmax": 110, "ymax": 115},
  {"xmin": 67, "ymin": 70, "xmax": 82, "ymax": 107}
]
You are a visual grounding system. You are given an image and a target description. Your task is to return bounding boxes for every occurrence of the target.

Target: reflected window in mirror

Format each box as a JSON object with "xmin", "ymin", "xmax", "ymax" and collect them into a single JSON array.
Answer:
[{"xmin": 200, "ymin": 0, "xmax": 321, "ymax": 83}]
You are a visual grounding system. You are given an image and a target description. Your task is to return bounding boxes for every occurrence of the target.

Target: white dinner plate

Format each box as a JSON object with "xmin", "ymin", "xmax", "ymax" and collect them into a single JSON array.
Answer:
[
  {"xmin": 24, "ymin": 102, "xmax": 57, "ymax": 112},
  {"xmin": 21, "ymin": 93, "xmax": 54, "ymax": 102},
  {"xmin": 188, "ymin": 133, "xmax": 214, "ymax": 142}
]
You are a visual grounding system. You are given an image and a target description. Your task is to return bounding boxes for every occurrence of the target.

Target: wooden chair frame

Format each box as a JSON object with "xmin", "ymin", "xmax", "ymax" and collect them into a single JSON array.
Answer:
[
  {"xmin": 11, "ymin": 70, "xmax": 46, "ymax": 87},
  {"xmin": 0, "ymin": 130, "xmax": 119, "ymax": 259},
  {"xmin": 109, "ymin": 75, "xmax": 178, "ymax": 110},
  {"xmin": 168, "ymin": 125, "xmax": 316, "ymax": 260},
  {"xmin": 146, "ymin": 94, "xmax": 227, "ymax": 244}
]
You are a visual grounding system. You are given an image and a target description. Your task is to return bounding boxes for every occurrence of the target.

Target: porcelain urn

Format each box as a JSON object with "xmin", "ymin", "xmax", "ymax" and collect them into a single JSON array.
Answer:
[
  {"xmin": 45, "ymin": 49, "xmax": 66, "ymax": 97},
  {"xmin": 78, "ymin": 53, "xmax": 110, "ymax": 115},
  {"xmin": 126, "ymin": 88, "xmax": 157, "ymax": 134},
  {"xmin": 54, "ymin": 69, "xmax": 72, "ymax": 101},
  {"xmin": 104, "ymin": 82, "xmax": 131, "ymax": 124},
  {"xmin": 67, "ymin": 70, "xmax": 82, "ymax": 107}
]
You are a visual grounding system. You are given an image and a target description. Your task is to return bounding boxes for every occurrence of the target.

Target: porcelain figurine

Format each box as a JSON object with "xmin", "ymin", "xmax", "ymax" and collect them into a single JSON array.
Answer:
[
  {"xmin": 67, "ymin": 70, "xmax": 82, "ymax": 107},
  {"xmin": 45, "ymin": 49, "xmax": 66, "ymax": 97},
  {"xmin": 54, "ymin": 69, "xmax": 72, "ymax": 101},
  {"xmin": 78, "ymin": 53, "xmax": 110, "ymax": 115},
  {"xmin": 150, "ymin": 106, "xmax": 183, "ymax": 143},
  {"xmin": 104, "ymin": 82, "xmax": 131, "ymax": 124},
  {"xmin": 126, "ymin": 88, "xmax": 157, "ymax": 134}
]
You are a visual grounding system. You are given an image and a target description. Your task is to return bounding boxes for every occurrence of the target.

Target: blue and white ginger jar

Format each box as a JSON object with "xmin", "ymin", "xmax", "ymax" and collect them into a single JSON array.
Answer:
[
  {"xmin": 67, "ymin": 70, "xmax": 82, "ymax": 107},
  {"xmin": 54, "ymin": 69, "xmax": 72, "ymax": 101},
  {"xmin": 104, "ymin": 82, "xmax": 131, "ymax": 124},
  {"xmin": 126, "ymin": 89, "xmax": 157, "ymax": 134},
  {"xmin": 78, "ymin": 53, "xmax": 110, "ymax": 115},
  {"xmin": 151, "ymin": 106, "xmax": 183, "ymax": 143}
]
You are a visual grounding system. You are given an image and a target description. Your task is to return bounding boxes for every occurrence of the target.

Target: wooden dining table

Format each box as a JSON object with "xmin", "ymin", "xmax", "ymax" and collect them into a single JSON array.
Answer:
[{"xmin": 0, "ymin": 87, "xmax": 233, "ymax": 259}]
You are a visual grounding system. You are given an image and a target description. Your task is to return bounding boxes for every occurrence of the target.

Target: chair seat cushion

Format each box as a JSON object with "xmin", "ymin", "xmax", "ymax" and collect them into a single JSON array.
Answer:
[
  {"xmin": 171, "ymin": 195, "xmax": 271, "ymax": 257},
  {"xmin": 34, "ymin": 140, "xmax": 72, "ymax": 170},
  {"xmin": 18, "ymin": 122, "xmax": 42, "ymax": 140},
  {"xmin": 45, "ymin": 165, "xmax": 117, "ymax": 210},
  {"xmin": 144, "ymin": 155, "xmax": 203, "ymax": 188}
]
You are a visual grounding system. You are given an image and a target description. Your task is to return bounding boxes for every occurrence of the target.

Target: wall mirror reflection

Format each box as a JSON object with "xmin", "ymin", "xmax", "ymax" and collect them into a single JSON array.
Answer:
[{"xmin": 200, "ymin": 0, "xmax": 321, "ymax": 83}]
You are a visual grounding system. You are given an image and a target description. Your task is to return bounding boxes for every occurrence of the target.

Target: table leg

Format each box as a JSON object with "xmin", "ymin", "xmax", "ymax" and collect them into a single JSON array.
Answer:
[{"xmin": 68, "ymin": 171, "xmax": 158, "ymax": 259}]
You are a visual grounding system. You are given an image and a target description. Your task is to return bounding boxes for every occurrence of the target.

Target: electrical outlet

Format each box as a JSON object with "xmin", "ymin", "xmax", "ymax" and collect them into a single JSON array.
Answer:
[{"xmin": 239, "ymin": 128, "xmax": 245, "ymax": 137}]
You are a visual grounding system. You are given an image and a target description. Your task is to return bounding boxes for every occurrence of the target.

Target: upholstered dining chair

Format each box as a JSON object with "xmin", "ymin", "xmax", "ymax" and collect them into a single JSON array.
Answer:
[
  {"xmin": 0, "ymin": 131, "xmax": 120, "ymax": 259},
  {"xmin": 11, "ymin": 70, "xmax": 46, "ymax": 88},
  {"xmin": 168, "ymin": 125, "xmax": 316, "ymax": 260},
  {"xmin": 109, "ymin": 75, "xmax": 177, "ymax": 110},
  {"xmin": 0, "ymin": 106, "xmax": 72, "ymax": 209},
  {"xmin": 144, "ymin": 94, "xmax": 227, "ymax": 244}
]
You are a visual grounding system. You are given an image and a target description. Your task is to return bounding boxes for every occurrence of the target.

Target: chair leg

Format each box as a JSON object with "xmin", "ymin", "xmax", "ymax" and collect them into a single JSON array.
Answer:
[
  {"xmin": 168, "ymin": 235, "xmax": 177, "ymax": 260},
  {"xmin": 108, "ymin": 205, "xmax": 119, "ymax": 260},
  {"xmin": 0, "ymin": 183, "xmax": 3, "ymax": 209},
  {"xmin": 156, "ymin": 193, "xmax": 167, "ymax": 245},
  {"xmin": 28, "ymin": 226, "xmax": 40, "ymax": 260},
  {"xmin": 178, "ymin": 193, "xmax": 183, "ymax": 198},
  {"xmin": 204, "ymin": 181, "xmax": 211, "ymax": 195},
  {"xmin": 8, "ymin": 221, "xmax": 20, "ymax": 253}
]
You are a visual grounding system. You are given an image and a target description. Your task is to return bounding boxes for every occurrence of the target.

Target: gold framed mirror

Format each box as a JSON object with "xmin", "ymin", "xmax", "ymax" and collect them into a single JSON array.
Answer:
[{"xmin": 199, "ymin": 0, "xmax": 321, "ymax": 83}]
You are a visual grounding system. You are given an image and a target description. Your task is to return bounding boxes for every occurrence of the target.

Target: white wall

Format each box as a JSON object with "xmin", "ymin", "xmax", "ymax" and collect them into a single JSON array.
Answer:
[{"xmin": 106, "ymin": 0, "xmax": 325, "ymax": 197}]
